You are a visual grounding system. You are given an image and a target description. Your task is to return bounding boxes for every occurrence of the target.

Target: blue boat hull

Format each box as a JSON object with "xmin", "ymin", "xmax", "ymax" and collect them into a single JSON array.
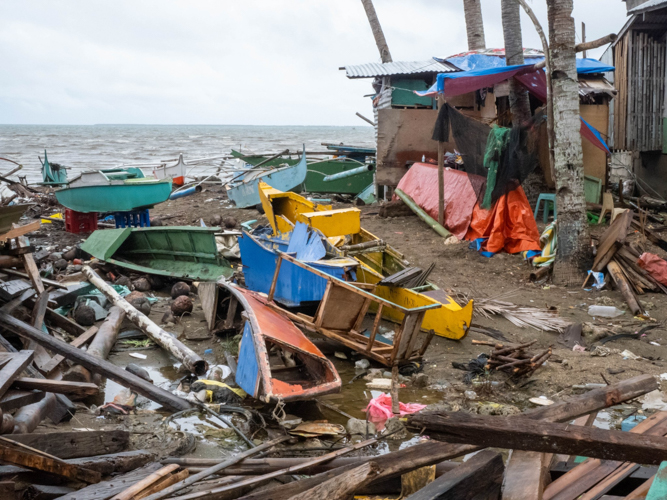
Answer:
[
  {"xmin": 239, "ymin": 232, "xmax": 353, "ymax": 307},
  {"xmin": 227, "ymin": 148, "xmax": 308, "ymax": 208}
]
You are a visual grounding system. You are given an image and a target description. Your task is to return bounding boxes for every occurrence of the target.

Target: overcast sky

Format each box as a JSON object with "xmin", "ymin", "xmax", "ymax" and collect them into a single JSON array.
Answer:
[{"xmin": 0, "ymin": 0, "xmax": 630, "ymax": 126}]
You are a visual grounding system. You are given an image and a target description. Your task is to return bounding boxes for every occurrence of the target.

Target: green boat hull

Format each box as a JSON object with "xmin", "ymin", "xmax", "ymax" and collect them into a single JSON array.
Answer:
[
  {"xmin": 231, "ymin": 151, "xmax": 373, "ymax": 195},
  {"xmin": 81, "ymin": 227, "xmax": 233, "ymax": 280},
  {"xmin": 55, "ymin": 180, "xmax": 172, "ymax": 213}
]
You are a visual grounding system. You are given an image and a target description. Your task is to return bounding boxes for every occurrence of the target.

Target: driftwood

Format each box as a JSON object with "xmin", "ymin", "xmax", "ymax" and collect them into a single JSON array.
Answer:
[
  {"xmin": 408, "ymin": 410, "xmax": 667, "ymax": 465},
  {"xmin": 403, "ymin": 450, "xmax": 503, "ymax": 500},
  {"xmin": 237, "ymin": 374, "xmax": 658, "ymax": 500},
  {"xmin": 0, "ymin": 312, "xmax": 192, "ymax": 412},
  {"xmin": 63, "ymin": 306, "xmax": 125, "ymax": 385},
  {"xmin": 82, "ymin": 266, "xmax": 206, "ymax": 375},
  {"xmin": 143, "ymin": 437, "xmax": 290, "ymax": 500},
  {"xmin": 288, "ymin": 461, "xmax": 381, "ymax": 500},
  {"xmin": 59, "ymin": 463, "xmax": 164, "ymax": 500},
  {"xmin": 68, "ymin": 450, "xmax": 156, "ymax": 476}
]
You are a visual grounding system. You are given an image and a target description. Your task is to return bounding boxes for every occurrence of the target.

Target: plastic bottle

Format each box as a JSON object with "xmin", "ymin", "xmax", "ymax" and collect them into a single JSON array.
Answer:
[{"xmin": 587, "ymin": 305, "xmax": 625, "ymax": 318}]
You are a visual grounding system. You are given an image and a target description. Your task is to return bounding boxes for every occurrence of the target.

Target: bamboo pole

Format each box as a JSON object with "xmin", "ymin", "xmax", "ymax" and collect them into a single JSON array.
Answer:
[
  {"xmin": 82, "ymin": 266, "xmax": 206, "ymax": 375},
  {"xmin": 394, "ymin": 188, "xmax": 451, "ymax": 238}
]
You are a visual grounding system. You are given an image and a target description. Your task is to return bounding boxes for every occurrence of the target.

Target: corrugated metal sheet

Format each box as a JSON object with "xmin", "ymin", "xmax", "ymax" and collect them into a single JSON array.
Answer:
[
  {"xmin": 629, "ymin": 0, "xmax": 667, "ymax": 14},
  {"xmin": 343, "ymin": 59, "xmax": 458, "ymax": 79}
]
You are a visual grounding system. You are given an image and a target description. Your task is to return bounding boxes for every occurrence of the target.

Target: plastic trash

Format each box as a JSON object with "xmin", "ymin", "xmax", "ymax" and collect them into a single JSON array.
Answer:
[
  {"xmin": 464, "ymin": 390, "xmax": 478, "ymax": 401},
  {"xmin": 364, "ymin": 393, "xmax": 426, "ymax": 430},
  {"xmin": 588, "ymin": 305, "xmax": 625, "ymax": 318},
  {"xmin": 355, "ymin": 359, "xmax": 370, "ymax": 370},
  {"xmin": 622, "ymin": 415, "xmax": 646, "ymax": 431}
]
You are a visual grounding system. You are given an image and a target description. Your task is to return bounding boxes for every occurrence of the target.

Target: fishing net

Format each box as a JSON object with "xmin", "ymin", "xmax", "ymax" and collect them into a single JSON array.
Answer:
[{"xmin": 432, "ymin": 103, "xmax": 545, "ymax": 206}]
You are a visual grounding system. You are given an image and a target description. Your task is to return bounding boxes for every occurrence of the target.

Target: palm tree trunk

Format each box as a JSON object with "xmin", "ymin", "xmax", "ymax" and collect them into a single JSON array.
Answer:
[
  {"xmin": 501, "ymin": 0, "xmax": 532, "ymax": 124},
  {"xmin": 463, "ymin": 0, "xmax": 486, "ymax": 51},
  {"xmin": 547, "ymin": 0, "xmax": 590, "ymax": 284},
  {"xmin": 360, "ymin": 0, "xmax": 392, "ymax": 63}
]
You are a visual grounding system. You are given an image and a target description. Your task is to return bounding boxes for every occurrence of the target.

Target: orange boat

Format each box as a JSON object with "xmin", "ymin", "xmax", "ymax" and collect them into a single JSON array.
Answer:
[{"xmin": 221, "ymin": 282, "xmax": 341, "ymax": 403}]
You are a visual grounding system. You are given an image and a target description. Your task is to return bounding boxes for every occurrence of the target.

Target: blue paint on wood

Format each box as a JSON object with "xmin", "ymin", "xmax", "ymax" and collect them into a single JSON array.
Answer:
[
  {"xmin": 239, "ymin": 231, "xmax": 354, "ymax": 307},
  {"xmin": 235, "ymin": 322, "xmax": 260, "ymax": 398},
  {"xmin": 286, "ymin": 222, "xmax": 326, "ymax": 261},
  {"xmin": 647, "ymin": 461, "xmax": 667, "ymax": 499}
]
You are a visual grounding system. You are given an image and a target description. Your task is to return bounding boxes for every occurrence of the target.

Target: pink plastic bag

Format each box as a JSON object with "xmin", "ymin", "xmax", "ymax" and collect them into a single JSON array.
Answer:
[
  {"xmin": 364, "ymin": 393, "xmax": 427, "ymax": 430},
  {"xmin": 638, "ymin": 252, "xmax": 667, "ymax": 286}
]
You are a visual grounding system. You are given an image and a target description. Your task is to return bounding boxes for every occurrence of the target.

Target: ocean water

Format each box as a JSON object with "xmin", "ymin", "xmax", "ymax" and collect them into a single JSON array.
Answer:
[{"xmin": 0, "ymin": 124, "xmax": 375, "ymax": 184}]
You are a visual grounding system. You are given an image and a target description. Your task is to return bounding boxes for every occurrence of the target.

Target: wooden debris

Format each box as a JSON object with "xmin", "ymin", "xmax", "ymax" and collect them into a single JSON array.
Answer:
[
  {"xmin": 472, "ymin": 298, "xmax": 571, "ymax": 332},
  {"xmin": 82, "ymin": 266, "xmax": 206, "ymax": 375},
  {"xmin": 40, "ymin": 325, "xmax": 99, "ymax": 375},
  {"xmin": 111, "ymin": 464, "xmax": 186, "ymax": 500},
  {"xmin": 11, "ymin": 378, "xmax": 98, "ymax": 397},
  {"xmin": 58, "ymin": 463, "xmax": 164, "ymax": 500},
  {"xmin": 484, "ymin": 341, "xmax": 552, "ymax": 378},
  {"xmin": 408, "ymin": 410, "xmax": 667, "ymax": 465},
  {"xmin": 403, "ymin": 450, "xmax": 503, "ymax": 500},
  {"xmin": 607, "ymin": 259, "xmax": 643, "ymax": 315},
  {"xmin": 0, "ymin": 439, "xmax": 100, "ymax": 483},
  {"xmin": 0, "ymin": 312, "xmax": 192, "ymax": 411},
  {"xmin": 7, "ymin": 430, "xmax": 129, "ymax": 460},
  {"xmin": 0, "ymin": 351, "xmax": 34, "ymax": 398},
  {"xmin": 0, "ymin": 390, "xmax": 44, "ymax": 412},
  {"xmin": 288, "ymin": 461, "xmax": 381, "ymax": 500},
  {"xmin": 63, "ymin": 306, "xmax": 125, "ymax": 385}
]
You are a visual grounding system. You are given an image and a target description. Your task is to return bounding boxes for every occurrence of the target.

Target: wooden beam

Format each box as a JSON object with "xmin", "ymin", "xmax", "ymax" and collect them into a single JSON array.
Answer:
[
  {"xmin": 502, "ymin": 451, "xmax": 551, "ymax": 500},
  {"xmin": 8, "ymin": 430, "xmax": 129, "ymax": 460},
  {"xmin": 0, "ymin": 441, "xmax": 100, "ymax": 483},
  {"xmin": 403, "ymin": 450, "xmax": 503, "ymax": 500},
  {"xmin": 0, "ymin": 313, "xmax": 191, "ymax": 412},
  {"xmin": 11, "ymin": 378, "xmax": 99, "ymax": 397},
  {"xmin": 0, "ymin": 351, "xmax": 34, "ymax": 398},
  {"xmin": 289, "ymin": 461, "xmax": 380, "ymax": 500},
  {"xmin": 408, "ymin": 411, "xmax": 667, "ymax": 465},
  {"xmin": 0, "ymin": 390, "xmax": 44, "ymax": 411},
  {"xmin": 58, "ymin": 463, "xmax": 163, "ymax": 500},
  {"xmin": 0, "ymin": 221, "xmax": 40, "ymax": 243}
]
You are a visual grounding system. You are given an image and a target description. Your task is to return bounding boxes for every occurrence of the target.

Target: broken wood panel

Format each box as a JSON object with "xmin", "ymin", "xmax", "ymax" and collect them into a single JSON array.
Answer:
[
  {"xmin": 68, "ymin": 450, "xmax": 156, "ymax": 476},
  {"xmin": 197, "ymin": 282, "xmax": 218, "ymax": 331},
  {"xmin": 316, "ymin": 284, "xmax": 366, "ymax": 331},
  {"xmin": 12, "ymin": 377, "xmax": 99, "ymax": 397},
  {"xmin": 288, "ymin": 462, "xmax": 380, "ymax": 500},
  {"xmin": 0, "ymin": 441, "xmax": 100, "ymax": 483},
  {"xmin": 502, "ymin": 451, "xmax": 551, "ymax": 500},
  {"xmin": 0, "ymin": 221, "xmax": 40, "ymax": 243},
  {"xmin": 593, "ymin": 210, "xmax": 633, "ymax": 272},
  {"xmin": 9, "ymin": 430, "xmax": 129, "ymax": 460},
  {"xmin": 58, "ymin": 463, "xmax": 163, "ymax": 500},
  {"xmin": 0, "ymin": 313, "xmax": 192, "ymax": 412},
  {"xmin": 0, "ymin": 351, "xmax": 34, "ymax": 398},
  {"xmin": 111, "ymin": 463, "xmax": 181, "ymax": 500},
  {"xmin": 408, "ymin": 411, "xmax": 667, "ymax": 465},
  {"xmin": 404, "ymin": 450, "xmax": 503, "ymax": 500}
]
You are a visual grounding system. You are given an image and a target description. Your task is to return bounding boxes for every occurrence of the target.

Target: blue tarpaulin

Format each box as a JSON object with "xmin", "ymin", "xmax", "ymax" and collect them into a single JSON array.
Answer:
[{"xmin": 442, "ymin": 53, "xmax": 614, "ymax": 74}]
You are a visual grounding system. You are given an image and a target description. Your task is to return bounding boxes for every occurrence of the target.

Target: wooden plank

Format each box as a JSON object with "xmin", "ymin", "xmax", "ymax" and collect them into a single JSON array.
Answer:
[
  {"xmin": 0, "ymin": 390, "xmax": 44, "ymax": 411},
  {"xmin": 12, "ymin": 378, "xmax": 99, "ymax": 397},
  {"xmin": 28, "ymin": 292, "xmax": 54, "ymax": 372},
  {"xmin": 8, "ymin": 430, "xmax": 129, "ymax": 460},
  {"xmin": 408, "ymin": 411, "xmax": 667, "ymax": 465},
  {"xmin": 289, "ymin": 462, "xmax": 380, "ymax": 500},
  {"xmin": 58, "ymin": 463, "xmax": 163, "ymax": 500},
  {"xmin": 17, "ymin": 236, "xmax": 44, "ymax": 295},
  {"xmin": 40, "ymin": 326, "xmax": 99, "ymax": 375},
  {"xmin": 0, "ymin": 313, "xmax": 192, "ymax": 412},
  {"xmin": 0, "ymin": 441, "xmax": 100, "ymax": 483},
  {"xmin": 0, "ymin": 221, "xmax": 40, "ymax": 243},
  {"xmin": 223, "ymin": 295, "xmax": 237, "ymax": 330},
  {"xmin": 197, "ymin": 282, "xmax": 218, "ymax": 331},
  {"xmin": 592, "ymin": 210, "xmax": 633, "ymax": 272},
  {"xmin": 502, "ymin": 451, "xmax": 551, "ymax": 500},
  {"xmin": 0, "ymin": 351, "xmax": 34, "ymax": 398},
  {"xmin": 404, "ymin": 450, "xmax": 503, "ymax": 500}
]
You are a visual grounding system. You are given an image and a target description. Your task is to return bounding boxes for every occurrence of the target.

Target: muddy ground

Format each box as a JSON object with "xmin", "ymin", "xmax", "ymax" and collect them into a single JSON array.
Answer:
[{"xmin": 23, "ymin": 183, "xmax": 667, "ymax": 463}]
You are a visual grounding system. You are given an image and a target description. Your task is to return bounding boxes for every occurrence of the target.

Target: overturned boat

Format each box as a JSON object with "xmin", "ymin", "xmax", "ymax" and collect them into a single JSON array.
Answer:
[
  {"xmin": 217, "ymin": 281, "xmax": 341, "ymax": 402},
  {"xmin": 81, "ymin": 226, "xmax": 234, "ymax": 281}
]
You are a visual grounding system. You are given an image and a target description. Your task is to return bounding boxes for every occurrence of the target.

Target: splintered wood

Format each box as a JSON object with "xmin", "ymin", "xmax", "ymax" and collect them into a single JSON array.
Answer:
[{"xmin": 475, "ymin": 340, "xmax": 552, "ymax": 378}]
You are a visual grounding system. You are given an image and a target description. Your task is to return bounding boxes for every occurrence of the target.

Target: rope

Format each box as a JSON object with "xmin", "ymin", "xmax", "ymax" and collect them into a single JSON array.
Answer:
[{"xmin": 271, "ymin": 398, "xmax": 287, "ymax": 422}]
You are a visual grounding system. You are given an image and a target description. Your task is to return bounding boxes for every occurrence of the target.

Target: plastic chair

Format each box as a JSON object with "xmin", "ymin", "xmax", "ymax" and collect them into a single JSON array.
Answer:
[{"xmin": 534, "ymin": 194, "xmax": 557, "ymax": 223}]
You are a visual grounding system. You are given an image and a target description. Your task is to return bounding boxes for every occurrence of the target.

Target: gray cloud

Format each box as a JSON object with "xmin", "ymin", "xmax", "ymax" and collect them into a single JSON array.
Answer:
[{"xmin": 0, "ymin": 0, "xmax": 629, "ymax": 125}]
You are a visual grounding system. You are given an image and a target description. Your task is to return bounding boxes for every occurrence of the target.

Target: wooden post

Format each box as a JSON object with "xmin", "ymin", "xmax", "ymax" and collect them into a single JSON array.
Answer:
[
  {"xmin": 391, "ymin": 365, "xmax": 400, "ymax": 415},
  {"xmin": 63, "ymin": 306, "xmax": 126, "ymax": 386},
  {"xmin": 438, "ymin": 141, "xmax": 445, "ymax": 226},
  {"xmin": 582, "ymin": 22, "xmax": 587, "ymax": 58},
  {"xmin": 267, "ymin": 256, "xmax": 283, "ymax": 303},
  {"xmin": 82, "ymin": 266, "xmax": 206, "ymax": 375}
]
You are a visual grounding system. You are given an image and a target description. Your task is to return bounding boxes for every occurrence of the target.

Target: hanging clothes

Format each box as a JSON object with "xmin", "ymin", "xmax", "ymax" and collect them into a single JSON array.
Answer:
[{"xmin": 482, "ymin": 126, "xmax": 511, "ymax": 209}]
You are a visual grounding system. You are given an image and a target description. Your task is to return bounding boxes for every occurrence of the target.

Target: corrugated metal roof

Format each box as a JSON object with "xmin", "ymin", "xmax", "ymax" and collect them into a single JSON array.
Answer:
[
  {"xmin": 342, "ymin": 59, "xmax": 458, "ymax": 79},
  {"xmin": 629, "ymin": 0, "xmax": 667, "ymax": 14}
]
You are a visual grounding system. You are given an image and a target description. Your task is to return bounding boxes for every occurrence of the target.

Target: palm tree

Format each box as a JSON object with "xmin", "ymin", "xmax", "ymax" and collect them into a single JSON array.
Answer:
[
  {"xmin": 546, "ymin": 0, "xmax": 589, "ymax": 284},
  {"xmin": 463, "ymin": 0, "xmax": 486, "ymax": 51},
  {"xmin": 360, "ymin": 0, "xmax": 392, "ymax": 63},
  {"xmin": 501, "ymin": 0, "xmax": 531, "ymax": 124}
]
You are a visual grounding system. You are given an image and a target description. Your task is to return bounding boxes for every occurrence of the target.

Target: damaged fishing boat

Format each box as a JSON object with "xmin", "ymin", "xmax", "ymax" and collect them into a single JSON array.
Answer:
[
  {"xmin": 219, "ymin": 281, "xmax": 341, "ymax": 402},
  {"xmin": 258, "ymin": 183, "xmax": 474, "ymax": 339},
  {"xmin": 226, "ymin": 146, "xmax": 308, "ymax": 209}
]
